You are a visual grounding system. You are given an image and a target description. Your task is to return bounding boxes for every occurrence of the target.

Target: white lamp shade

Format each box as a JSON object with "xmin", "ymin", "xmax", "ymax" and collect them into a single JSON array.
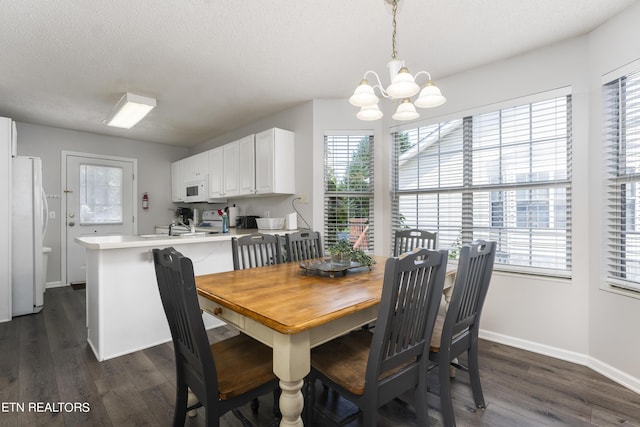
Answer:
[
  {"xmin": 356, "ymin": 104, "xmax": 384, "ymax": 121},
  {"xmin": 386, "ymin": 67, "xmax": 420, "ymax": 99},
  {"xmin": 349, "ymin": 80, "xmax": 379, "ymax": 107},
  {"xmin": 414, "ymin": 81, "xmax": 446, "ymax": 108},
  {"xmin": 106, "ymin": 92, "xmax": 156, "ymax": 129},
  {"xmin": 392, "ymin": 98, "xmax": 419, "ymax": 121}
]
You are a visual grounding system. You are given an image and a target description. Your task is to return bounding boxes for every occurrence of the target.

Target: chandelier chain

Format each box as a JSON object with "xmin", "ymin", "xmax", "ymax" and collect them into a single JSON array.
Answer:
[{"xmin": 391, "ymin": 0, "xmax": 398, "ymax": 60}]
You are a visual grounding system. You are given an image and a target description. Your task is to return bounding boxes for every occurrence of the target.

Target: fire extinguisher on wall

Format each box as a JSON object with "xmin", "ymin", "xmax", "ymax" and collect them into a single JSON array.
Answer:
[{"xmin": 142, "ymin": 192, "xmax": 149, "ymax": 210}]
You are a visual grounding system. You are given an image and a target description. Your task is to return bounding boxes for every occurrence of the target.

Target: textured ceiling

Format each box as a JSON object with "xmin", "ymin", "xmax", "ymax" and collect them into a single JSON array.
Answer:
[{"xmin": 0, "ymin": 0, "xmax": 635, "ymax": 146}]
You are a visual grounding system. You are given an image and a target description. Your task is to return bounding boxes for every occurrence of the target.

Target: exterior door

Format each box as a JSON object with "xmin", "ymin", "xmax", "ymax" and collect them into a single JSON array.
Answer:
[{"xmin": 63, "ymin": 153, "xmax": 136, "ymax": 285}]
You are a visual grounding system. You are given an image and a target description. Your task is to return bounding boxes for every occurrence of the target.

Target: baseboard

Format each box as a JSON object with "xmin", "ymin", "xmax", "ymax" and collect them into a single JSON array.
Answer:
[
  {"xmin": 45, "ymin": 281, "xmax": 65, "ymax": 289},
  {"xmin": 480, "ymin": 329, "xmax": 640, "ymax": 395}
]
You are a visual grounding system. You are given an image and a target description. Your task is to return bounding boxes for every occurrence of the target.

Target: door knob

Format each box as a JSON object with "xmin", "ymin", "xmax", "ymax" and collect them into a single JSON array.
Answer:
[{"xmin": 68, "ymin": 221, "xmax": 75, "ymax": 227}]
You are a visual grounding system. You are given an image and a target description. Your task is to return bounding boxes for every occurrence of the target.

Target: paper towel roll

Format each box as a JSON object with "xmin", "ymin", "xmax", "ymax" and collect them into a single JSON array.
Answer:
[
  {"xmin": 286, "ymin": 212, "xmax": 297, "ymax": 230},
  {"xmin": 228, "ymin": 206, "xmax": 239, "ymax": 227}
]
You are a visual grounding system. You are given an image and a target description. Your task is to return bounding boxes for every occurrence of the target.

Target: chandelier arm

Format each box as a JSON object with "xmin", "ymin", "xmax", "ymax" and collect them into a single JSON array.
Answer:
[
  {"xmin": 413, "ymin": 70, "xmax": 433, "ymax": 83},
  {"xmin": 363, "ymin": 70, "xmax": 392, "ymax": 99}
]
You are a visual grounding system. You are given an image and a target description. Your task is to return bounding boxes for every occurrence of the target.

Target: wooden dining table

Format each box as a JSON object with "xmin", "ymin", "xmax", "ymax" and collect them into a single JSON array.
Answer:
[{"xmin": 196, "ymin": 256, "xmax": 456, "ymax": 426}]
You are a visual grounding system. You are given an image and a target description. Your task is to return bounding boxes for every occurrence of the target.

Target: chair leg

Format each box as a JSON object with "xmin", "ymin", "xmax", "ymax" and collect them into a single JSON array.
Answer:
[
  {"xmin": 250, "ymin": 397, "xmax": 259, "ymax": 414},
  {"xmin": 468, "ymin": 342, "xmax": 486, "ymax": 409},
  {"xmin": 304, "ymin": 378, "xmax": 315, "ymax": 426},
  {"xmin": 231, "ymin": 408, "xmax": 254, "ymax": 427},
  {"xmin": 414, "ymin": 383, "xmax": 429, "ymax": 427},
  {"xmin": 173, "ymin": 383, "xmax": 188, "ymax": 427},
  {"xmin": 438, "ymin": 353, "xmax": 457, "ymax": 427},
  {"xmin": 273, "ymin": 387, "xmax": 282, "ymax": 419}
]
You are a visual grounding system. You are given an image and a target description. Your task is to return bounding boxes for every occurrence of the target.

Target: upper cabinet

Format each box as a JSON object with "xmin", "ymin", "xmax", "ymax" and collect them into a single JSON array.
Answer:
[
  {"xmin": 238, "ymin": 134, "xmax": 256, "ymax": 195},
  {"xmin": 172, "ymin": 128, "xmax": 295, "ymax": 203},
  {"xmin": 171, "ymin": 160, "xmax": 183, "ymax": 202},
  {"xmin": 255, "ymin": 128, "xmax": 295, "ymax": 195},
  {"xmin": 182, "ymin": 151, "xmax": 208, "ymax": 183}
]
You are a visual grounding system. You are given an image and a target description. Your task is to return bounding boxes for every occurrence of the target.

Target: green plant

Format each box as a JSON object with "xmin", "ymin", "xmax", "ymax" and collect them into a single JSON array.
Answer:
[{"xmin": 327, "ymin": 240, "xmax": 373, "ymax": 266}]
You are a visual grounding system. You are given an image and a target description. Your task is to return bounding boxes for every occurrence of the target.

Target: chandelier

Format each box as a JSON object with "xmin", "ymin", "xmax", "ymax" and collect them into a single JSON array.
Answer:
[{"xmin": 349, "ymin": 0, "xmax": 446, "ymax": 121}]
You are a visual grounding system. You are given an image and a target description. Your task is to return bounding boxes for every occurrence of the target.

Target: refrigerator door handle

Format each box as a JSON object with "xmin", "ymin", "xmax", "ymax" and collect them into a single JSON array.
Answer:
[{"xmin": 41, "ymin": 187, "xmax": 49, "ymax": 240}]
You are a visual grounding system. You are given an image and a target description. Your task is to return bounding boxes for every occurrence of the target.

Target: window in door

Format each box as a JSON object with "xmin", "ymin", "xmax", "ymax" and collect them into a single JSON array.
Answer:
[{"xmin": 79, "ymin": 164, "xmax": 124, "ymax": 224}]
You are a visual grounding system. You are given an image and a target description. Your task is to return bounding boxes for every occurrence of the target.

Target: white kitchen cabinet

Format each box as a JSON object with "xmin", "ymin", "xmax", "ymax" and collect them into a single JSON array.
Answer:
[
  {"xmin": 223, "ymin": 141, "xmax": 240, "ymax": 196},
  {"xmin": 238, "ymin": 134, "xmax": 256, "ymax": 195},
  {"xmin": 255, "ymin": 128, "xmax": 295, "ymax": 195},
  {"xmin": 208, "ymin": 147, "xmax": 224, "ymax": 198},
  {"xmin": 182, "ymin": 151, "xmax": 209, "ymax": 183},
  {"xmin": 170, "ymin": 160, "xmax": 184, "ymax": 202}
]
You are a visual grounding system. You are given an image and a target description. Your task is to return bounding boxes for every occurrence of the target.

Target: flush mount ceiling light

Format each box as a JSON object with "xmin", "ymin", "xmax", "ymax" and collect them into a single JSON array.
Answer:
[
  {"xmin": 105, "ymin": 92, "xmax": 156, "ymax": 129},
  {"xmin": 349, "ymin": 0, "xmax": 446, "ymax": 121}
]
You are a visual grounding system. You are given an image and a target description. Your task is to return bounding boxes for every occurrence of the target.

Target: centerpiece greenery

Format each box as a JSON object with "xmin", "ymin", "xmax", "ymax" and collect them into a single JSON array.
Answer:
[{"xmin": 327, "ymin": 240, "xmax": 373, "ymax": 267}]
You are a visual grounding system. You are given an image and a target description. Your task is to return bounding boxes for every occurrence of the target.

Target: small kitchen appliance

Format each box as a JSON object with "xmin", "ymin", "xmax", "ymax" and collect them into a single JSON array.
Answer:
[{"xmin": 175, "ymin": 207, "xmax": 193, "ymax": 224}]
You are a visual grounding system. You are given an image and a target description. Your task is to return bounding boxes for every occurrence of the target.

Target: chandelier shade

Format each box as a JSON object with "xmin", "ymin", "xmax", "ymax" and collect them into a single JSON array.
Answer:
[
  {"xmin": 348, "ymin": 0, "xmax": 446, "ymax": 121},
  {"xmin": 349, "ymin": 79, "xmax": 379, "ymax": 107}
]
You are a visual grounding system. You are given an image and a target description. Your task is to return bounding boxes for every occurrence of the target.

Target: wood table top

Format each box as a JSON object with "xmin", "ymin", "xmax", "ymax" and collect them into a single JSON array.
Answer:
[
  {"xmin": 196, "ymin": 256, "xmax": 389, "ymax": 335},
  {"xmin": 196, "ymin": 256, "xmax": 457, "ymax": 335}
]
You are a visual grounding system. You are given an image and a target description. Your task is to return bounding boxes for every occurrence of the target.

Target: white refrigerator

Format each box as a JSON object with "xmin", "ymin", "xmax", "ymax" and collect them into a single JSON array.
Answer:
[{"xmin": 12, "ymin": 156, "xmax": 49, "ymax": 317}]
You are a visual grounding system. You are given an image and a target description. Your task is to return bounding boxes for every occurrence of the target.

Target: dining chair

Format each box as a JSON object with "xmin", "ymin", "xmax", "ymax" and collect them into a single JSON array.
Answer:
[
  {"xmin": 428, "ymin": 240, "xmax": 497, "ymax": 427},
  {"xmin": 152, "ymin": 247, "xmax": 279, "ymax": 427},
  {"xmin": 231, "ymin": 233, "xmax": 283, "ymax": 270},
  {"xmin": 305, "ymin": 247, "xmax": 449, "ymax": 426},
  {"xmin": 284, "ymin": 230, "xmax": 323, "ymax": 262},
  {"xmin": 393, "ymin": 228, "xmax": 438, "ymax": 256}
]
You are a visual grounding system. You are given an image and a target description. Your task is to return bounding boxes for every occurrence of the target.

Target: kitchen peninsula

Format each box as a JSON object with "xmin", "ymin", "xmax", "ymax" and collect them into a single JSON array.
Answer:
[{"xmin": 75, "ymin": 230, "xmax": 267, "ymax": 361}]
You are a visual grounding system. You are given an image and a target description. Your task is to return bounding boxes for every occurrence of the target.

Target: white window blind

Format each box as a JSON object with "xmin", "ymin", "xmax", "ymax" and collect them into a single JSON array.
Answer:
[
  {"xmin": 392, "ymin": 95, "xmax": 572, "ymax": 275},
  {"xmin": 604, "ymin": 69, "xmax": 640, "ymax": 292},
  {"xmin": 324, "ymin": 133, "xmax": 374, "ymax": 251}
]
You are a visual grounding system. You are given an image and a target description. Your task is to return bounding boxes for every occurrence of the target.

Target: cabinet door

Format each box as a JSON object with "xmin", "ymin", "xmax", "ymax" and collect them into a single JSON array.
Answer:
[
  {"xmin": 238, "ymin": 134, "xmax": 255, "ymax": 195},
  {"xmin": 255, "ymin": 129, "xmax": 274, "ymax": 194},
  {"xmin": 255, "ymin": 128, "xmax": 295, "ymax": 195},
  {"xmin": 223, "ymin": 141, "xmax": 239, "ymax": 196},
  {"xmin": 171, "ymin": 160, "xmax": 184, "ymax": 202},
  {"xmin": 208, "ymin": 147, "xmax": 224, "ymax": 198},
  {"xmin": 194, "ymin": 151, "xmax": 209, "ymax": 178}
]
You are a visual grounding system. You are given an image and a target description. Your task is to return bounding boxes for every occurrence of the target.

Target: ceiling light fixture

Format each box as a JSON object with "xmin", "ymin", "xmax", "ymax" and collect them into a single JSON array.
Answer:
[
  {"xmin": 349, "ymin": 0, "xmax": 446, "ymax": 121},
  {"xmin": 105, "ymin": 92, "xmax": 156, "ymax": 129}
]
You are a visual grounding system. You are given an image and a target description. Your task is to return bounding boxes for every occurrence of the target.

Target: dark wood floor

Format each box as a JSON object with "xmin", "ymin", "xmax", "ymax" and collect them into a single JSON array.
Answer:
[{"xmin": 1, "ymin": 287, "xmax": 640, "ymax": 427}]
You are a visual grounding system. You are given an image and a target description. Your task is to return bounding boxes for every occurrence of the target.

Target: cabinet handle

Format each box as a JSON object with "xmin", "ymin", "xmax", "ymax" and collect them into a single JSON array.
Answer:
[{"xmin": 213, "ymin": 307, "xmax": 222, "ymax": 315}]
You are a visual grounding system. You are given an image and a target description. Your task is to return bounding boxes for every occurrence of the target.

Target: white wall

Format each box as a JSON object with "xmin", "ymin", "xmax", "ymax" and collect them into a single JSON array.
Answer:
[{"xmin": 15, "ymin": 123, "xmax": 189, "ymax": 287}]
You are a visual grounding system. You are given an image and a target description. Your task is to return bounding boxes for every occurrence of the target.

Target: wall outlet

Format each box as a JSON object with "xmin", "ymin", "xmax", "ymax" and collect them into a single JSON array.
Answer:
[
  {"xmin": 297, "ymin": 193, "xmax": 309, "ymax": 204},
  {"xmin": 49, "ymin": 211, "xmax": 56, "ymax": 219}
]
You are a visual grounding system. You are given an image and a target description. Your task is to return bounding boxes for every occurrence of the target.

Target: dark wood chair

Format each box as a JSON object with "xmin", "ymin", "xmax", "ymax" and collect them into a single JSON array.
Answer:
[
  {"xmin": 284, "ymin": 230, "xmax": 323, "ymax": 262},
  {"xmin": 231, "ymin": 233, "xmax": 283, "ymax": 270},
  {"xmin": 393, "ymin": 228, "xmax": 438, "ymax": 256},
  {"xmin": 305, "ymin": 247, "xmax": 449, "ymax": 426},
  {"xmin": 429, "ymin": 240, "xmax": 497, "ymax": 427},
  {"xmin": 152, "ymin": 247, "xmax": 279, "ymax": 427}
]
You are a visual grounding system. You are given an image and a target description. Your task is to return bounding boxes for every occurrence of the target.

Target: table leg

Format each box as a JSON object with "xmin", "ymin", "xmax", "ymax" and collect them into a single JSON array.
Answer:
[{"xmin": 272, "ymin": 332, "xmax": 310, "ymax": 427}]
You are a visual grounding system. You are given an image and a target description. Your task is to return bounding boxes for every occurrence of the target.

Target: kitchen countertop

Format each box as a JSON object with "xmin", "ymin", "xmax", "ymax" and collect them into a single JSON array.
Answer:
[{"xmin": 75, "ymin": 228, "xmax": 294, "ymax": 250}]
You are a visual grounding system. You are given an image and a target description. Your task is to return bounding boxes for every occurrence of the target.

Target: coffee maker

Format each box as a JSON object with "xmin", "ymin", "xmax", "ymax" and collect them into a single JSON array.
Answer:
[{"xmin": 175, "ymin": 207, "xmax": 193, "ymax": 224}]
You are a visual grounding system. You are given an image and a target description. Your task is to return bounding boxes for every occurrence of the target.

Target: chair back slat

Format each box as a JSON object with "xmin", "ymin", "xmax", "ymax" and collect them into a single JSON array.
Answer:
[
  {"xmin": 232, "ymin": 233, "xmax": 283, "ymax": 270},
  {"xmin": 369, "ymin": 248, "xmax": 448, "ymax": 380},
  {"xmin": 393, "ymin": 229, "xmax": 438, "ymax": 256},
  {"xmin": 285, "ymin": 231, "xmax": 323, "ymax": 262}
]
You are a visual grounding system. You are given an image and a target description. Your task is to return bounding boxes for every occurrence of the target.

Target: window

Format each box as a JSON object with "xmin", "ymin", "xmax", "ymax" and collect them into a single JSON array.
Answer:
[
  {"xmin": 79, "ymin": 164, "xmax": 124, "ymax": 224},
  {"xmin": 324, "ymin": 133, "xmax": 374, "ymax": 251},
  {"xmin": 604, "ymin": 69, "xmax": 640, "ymax": 292},
  {"xmin": 392, "ymin": 94, "xmax": 572, "ymax": 275}
]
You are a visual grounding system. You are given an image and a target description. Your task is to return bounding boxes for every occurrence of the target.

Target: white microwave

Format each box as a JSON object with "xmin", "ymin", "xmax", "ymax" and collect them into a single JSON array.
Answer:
[{"xmin": 184, "ymin": 178, "xmax": 209, "ymax": 203}]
